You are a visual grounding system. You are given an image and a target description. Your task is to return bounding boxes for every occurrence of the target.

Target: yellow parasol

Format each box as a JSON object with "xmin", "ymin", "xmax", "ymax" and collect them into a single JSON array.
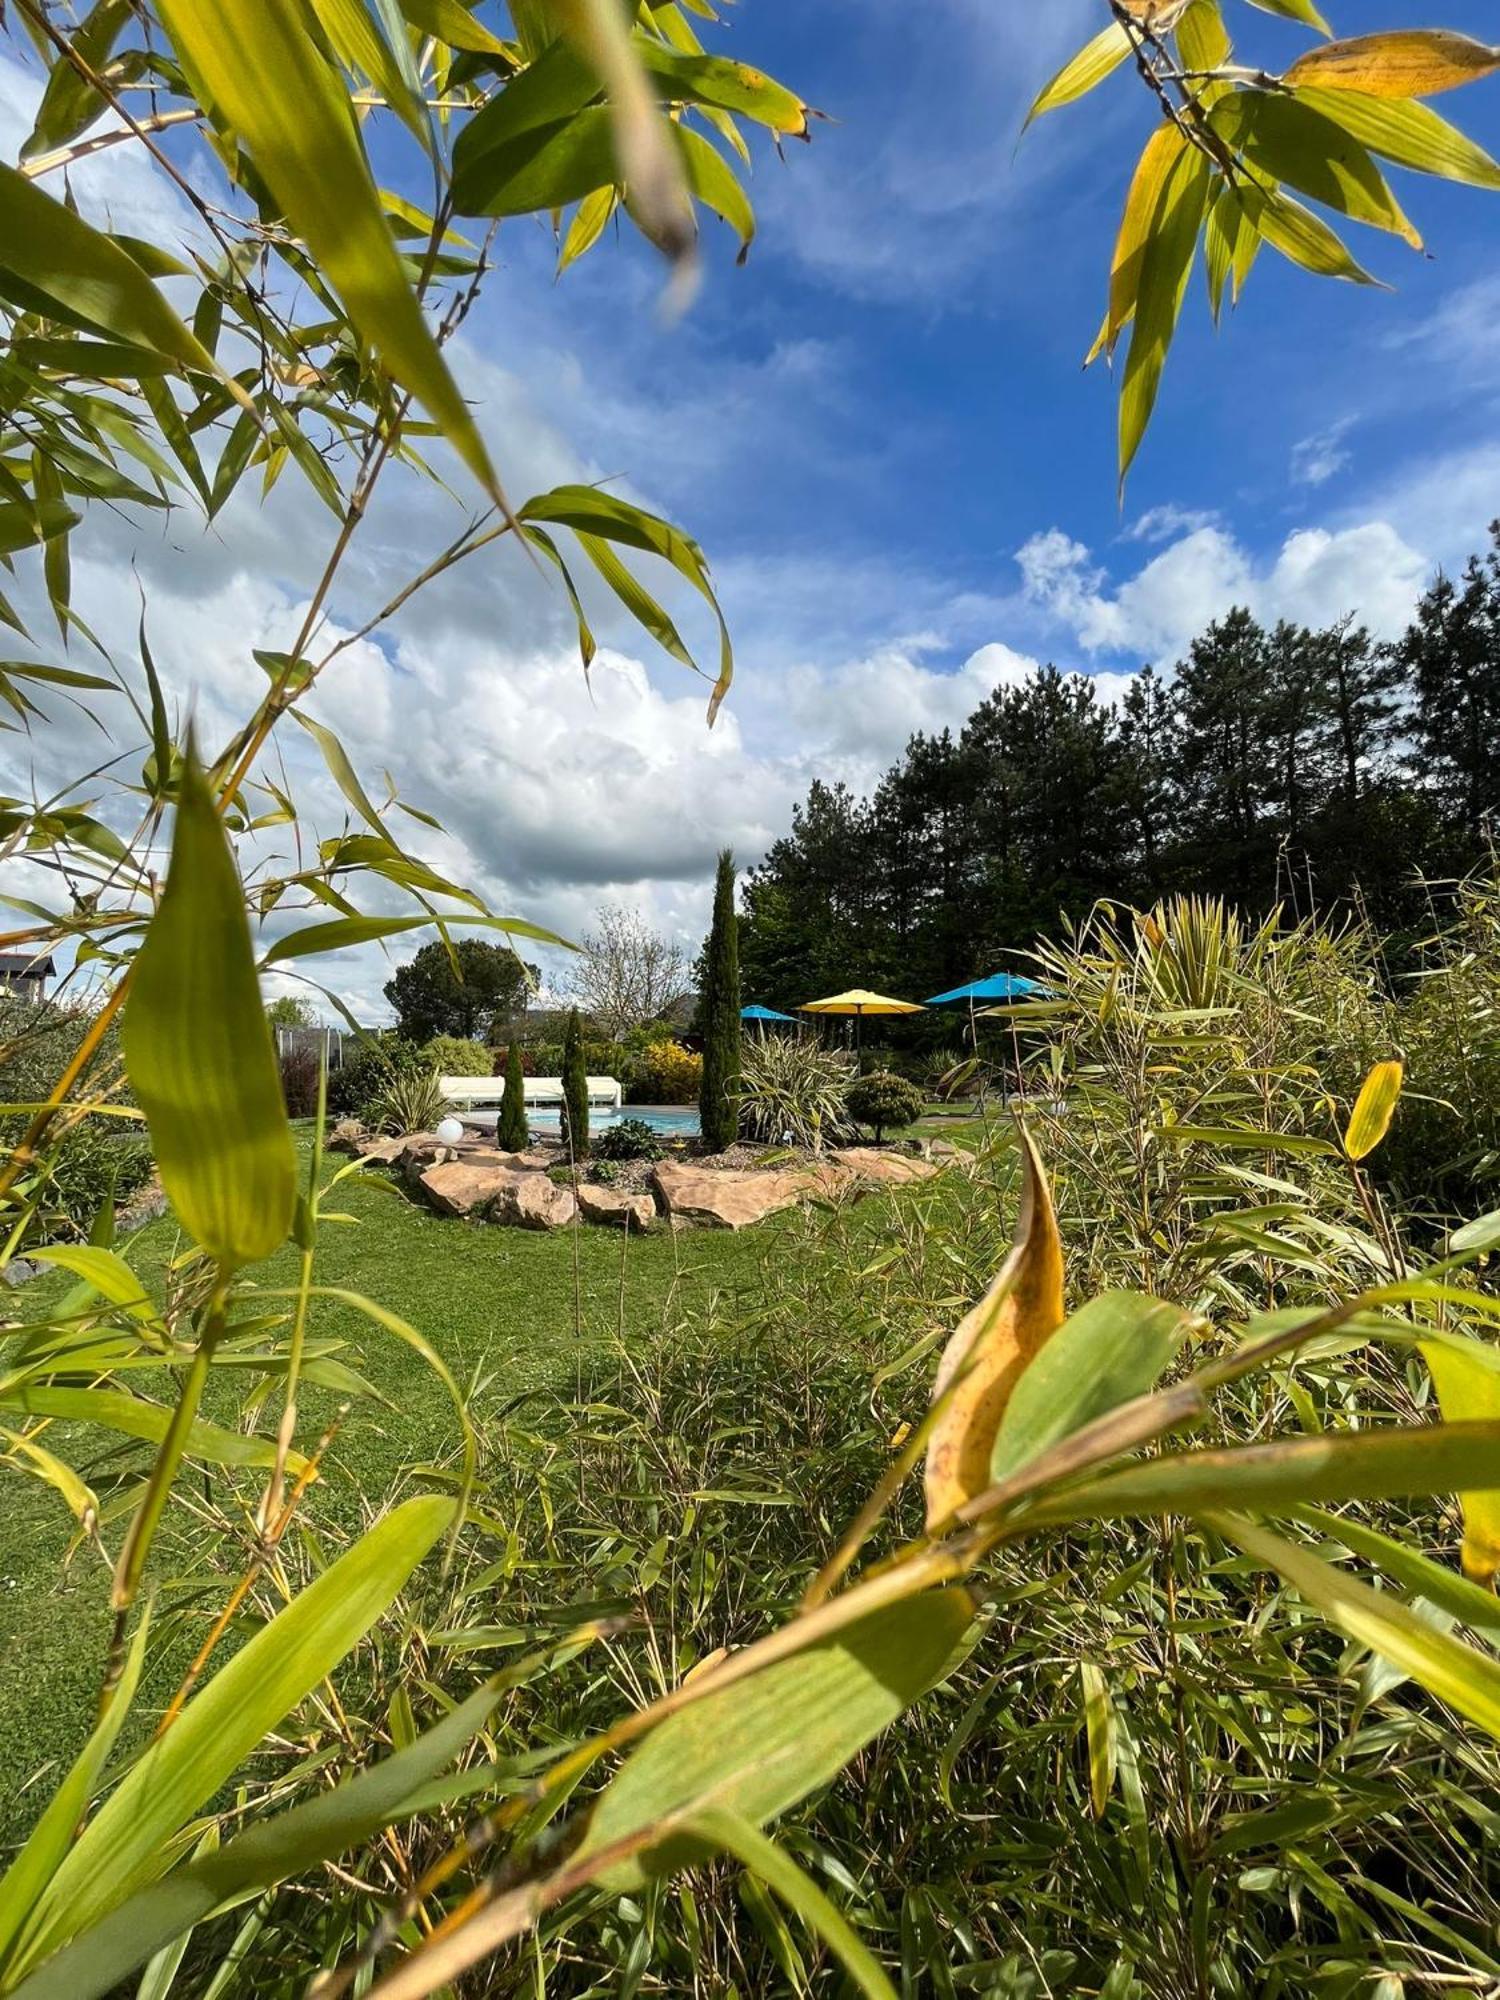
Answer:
[{"xmin": 799, "ymin": 988, "xmax": 924, "ymax": 1054}]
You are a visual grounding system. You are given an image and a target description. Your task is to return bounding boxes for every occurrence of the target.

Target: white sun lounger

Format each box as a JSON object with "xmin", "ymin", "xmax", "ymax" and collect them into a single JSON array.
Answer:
[{"xmin": 439, "ymin": 1074, "xmax": 623, "ymax": 1113}]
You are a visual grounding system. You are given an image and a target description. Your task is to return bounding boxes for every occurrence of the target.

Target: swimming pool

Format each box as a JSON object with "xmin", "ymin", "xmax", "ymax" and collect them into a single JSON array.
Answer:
[{"xmin": 461, "ymin": 1104, "xmax": 700, "ymax": 1140}]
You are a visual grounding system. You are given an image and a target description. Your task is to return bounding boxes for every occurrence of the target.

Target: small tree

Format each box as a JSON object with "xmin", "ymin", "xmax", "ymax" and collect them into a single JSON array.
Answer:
[
  {"xmin": 845, "ymin": 1070, "xmax": 924, "ymax": 1145},
  {"xmin": 698, "ymin": 850, "xmax": 741, "ymax": 1152},
  {"xmin": 265, "ymin": 993, "xmax": 316, "ymax": 1030},
  {"xmin": 560, "ymin": 1007, "xmax": 589, "ymax": 1161},
  {"xmin": 498, "ymin": 1041, "xmax": 529, "ymax": 1152},
  {"xmin": 569, "ymin": 907, "xmax": 689, "ymax": 1037}
]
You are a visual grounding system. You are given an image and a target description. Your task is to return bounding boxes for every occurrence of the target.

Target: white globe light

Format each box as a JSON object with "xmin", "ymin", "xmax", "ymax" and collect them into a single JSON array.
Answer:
[{"xmin": 435, "ymin": 1116, "xmax": 465, "ymax": 1145}]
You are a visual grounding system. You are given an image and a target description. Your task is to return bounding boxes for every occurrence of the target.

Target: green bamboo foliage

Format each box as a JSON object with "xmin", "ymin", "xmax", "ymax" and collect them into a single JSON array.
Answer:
[
  {"xmin": 698, "ymin": 848, "xmax": 741, "ymax": 1153},
  {"xmin": 498, "ymin": 1042, "xmax": 529, "ymax": 1152}
]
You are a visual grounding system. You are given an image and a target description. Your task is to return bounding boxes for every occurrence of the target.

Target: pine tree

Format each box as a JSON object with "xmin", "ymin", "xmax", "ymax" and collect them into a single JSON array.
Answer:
[
  {"xmin": 498, "ymin": 1041, "xmax": 528, "ymax": 1152},
  {"xmin": 560, "ymin": 1007, "xmax": 589, "ymax": 1160},
  {"xmin": 699, "ymin": 849, "xmax": 741, "ymax": 1153}
]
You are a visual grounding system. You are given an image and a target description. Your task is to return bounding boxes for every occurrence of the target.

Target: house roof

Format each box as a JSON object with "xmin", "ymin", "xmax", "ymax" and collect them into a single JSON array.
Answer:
[{"xmin": 0, "ymin": 953, "xmax": 54, "ymax": 977}]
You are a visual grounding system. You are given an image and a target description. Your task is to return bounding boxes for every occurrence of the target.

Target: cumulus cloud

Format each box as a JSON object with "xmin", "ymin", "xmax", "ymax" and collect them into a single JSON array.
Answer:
[{"xmin": 1018, "ymin": 515, "xmax": 1431, "ymax": 663}]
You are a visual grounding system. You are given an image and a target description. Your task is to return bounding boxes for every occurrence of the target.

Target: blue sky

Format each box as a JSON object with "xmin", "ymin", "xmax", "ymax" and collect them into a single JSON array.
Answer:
[{"xmin": 3, "ymin": 3, "xmax": 1500, "ymax": 1015}]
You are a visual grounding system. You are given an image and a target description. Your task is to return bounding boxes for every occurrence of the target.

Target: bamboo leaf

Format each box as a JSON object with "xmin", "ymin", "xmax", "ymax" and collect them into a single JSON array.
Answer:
[
  {"xmin": 1118, "ymin": 142, "xmax": 1210, "ymax": 486},
  {"xmin": 575, "ymin": 1587, "xmax": 973, "ymax": 1891},
  {"xmin": 675, "ymin": 123, "xmax": 755, "ymax": 259},
  {"xmin": 1256, "ymin": 184, "xmax": 1381, "ymax": 283},
  {"xmin": 991, "ymin": 1291, "xmax": 1191, "ymax": 1483},
  {"xmin": 686, "ymin": 1811, "xmax": 898, "ymax": 2000},
  {"xmin": 925, "ymin": 1126, "xmax": 1065, "ymax": 1527},
  {"xmin": 1210, "ymin": 1510, "xmax": 1500, "ymax": 1741},
  {"xmin": 0, "ymin": 1613, "xmax": 150, "ymax": 1979},
  {"xmin": 121, "ymin": 752, "xmax": 296, "ymax": 1269},
  {"xmin": 1079, "ymin": 1663, "xmax": 1116, "ymax": 1820},
  {"xmin": 1244, "ymin": 0, "xmax": 1330, "ymax": 32},
  {"xmin": 28, "ymin": 1245, "xmax": 158, "ymax": 1322},
  {"xmin": 0, "ymin": 1386, "xmax": 309, "ymax": 1475},
  {"xmin": 1293, "ymin": 1506, "xmax": 1500, "ymax": 1634},
  {"xmin": 399, "ymin": 0, "xmax": 511, "ymax": 57},
  {"xmin": 1343, "ymin": 1058, "xmax": 1404, "ymax": 1160},
  {"xmin": 263, "ymin": 910, "xmax": 572, "ymax": 966},
  {"xmin": 1285, "ymin": 30, "xmax": 1500, "ymax": 98},
  {"xmin": 1023, "ymin": 22, "xmax": 1133, "ymax": 129},
  {"xmin": 1091, "ymin": 123, "xmax": 1187, "ymax": 363},
  {"xmin": 1023, "ymin": 1420, "xmax": 1500, "ymax": 1530},
  {"xmin": 12, "ymin": 1496, "xmax": 456, "ymax": 1977},
  {"xmin": 16, "ymin": 1657, "xmax": 520, "ymax": 2000},
  {"xmin": 1210, "ymin": 90, "xmax": 1421, "ymax": 246},
  {"xmin": 154, "ymin": 0, "xmax": 506, "ymax": 509},
  {"xmin": 1292, "ymin": 86, "xmax": 1500, "ymax": 192},
  {"xmin": 1419, "ymin": 1336, "xmax": 1500, "ymax": 1587}
]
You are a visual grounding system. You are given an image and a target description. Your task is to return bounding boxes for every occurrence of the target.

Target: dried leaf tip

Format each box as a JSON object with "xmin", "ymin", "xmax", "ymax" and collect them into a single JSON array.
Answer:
[{"xmin": 923, "ymin": 1125, "xmax": 1065, "ymax": 1530}]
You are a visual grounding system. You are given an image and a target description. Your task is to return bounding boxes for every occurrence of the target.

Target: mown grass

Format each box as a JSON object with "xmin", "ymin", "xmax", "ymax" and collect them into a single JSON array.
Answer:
[{"xmin": 0, "ymin": 1144, "xmax": 797, "ymax": 1840}]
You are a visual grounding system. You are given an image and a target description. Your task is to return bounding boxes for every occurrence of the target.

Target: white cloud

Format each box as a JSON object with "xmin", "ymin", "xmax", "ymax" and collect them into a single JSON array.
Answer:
[
  {"xmin": 1290, "ymin": 419, "xmax": 1354, "ymax": 489},
  {"xmin": 1123, "ymin": 503, "xmax": 1222, "ymax": 544},
  {"xmin": 1019, "ymin": 515, "xmax": 1430, "ymax": 663}
]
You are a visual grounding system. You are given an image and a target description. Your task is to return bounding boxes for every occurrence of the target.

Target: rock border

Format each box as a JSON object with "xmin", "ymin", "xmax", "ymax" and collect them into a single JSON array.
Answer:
[{"xmin": 328, "ymin": 1123, "xmax": 947, "ymax": 1232}]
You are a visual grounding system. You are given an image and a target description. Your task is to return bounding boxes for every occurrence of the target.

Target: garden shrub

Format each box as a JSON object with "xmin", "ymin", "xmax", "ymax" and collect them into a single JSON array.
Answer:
[
  {"xmin": 592, "ymin": 1117, "xmax": 666, "ymax": 1162},
  {"xmin": 738, "ymin": 1033, "xmax": 856, "ymax": 1148},
  {"xmin": 844, "ymin": 1068, "xmax": 925, "ymax": 1142},
  {"xmin": 632, "ymin": 1038, "xmax": 701, "ymax": 1104},
  {"xmin": 326, "ymin": 1032, "xmax": 427, "ymax": 1120},
  {"xmin": 0, "ymin": 998, "xmax": 152, "ymax": 1242},
  {"xmin": 420, "ymin": 1034, "xmax": 490, "ymax": 1077},
  {"xmin": 365, "ymin": 1065, "xmax": 447, "ymax": 1136},
  {"xmin": 278, "ymin": 1041, "xmax": 322, "ymax": 1118}
]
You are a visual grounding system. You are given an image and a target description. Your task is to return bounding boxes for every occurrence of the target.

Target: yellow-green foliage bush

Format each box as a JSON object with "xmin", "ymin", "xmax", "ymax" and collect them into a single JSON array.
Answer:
[{"xmin": 634, "ymin": 1038, "xmax": 702, "ymax": 1105}]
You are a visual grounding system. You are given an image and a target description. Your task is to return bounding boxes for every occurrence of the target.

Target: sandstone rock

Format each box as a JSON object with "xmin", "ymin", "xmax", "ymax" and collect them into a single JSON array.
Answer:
[
  {"xmin": 418, "ymin": 1160, "xmax": 520, "ymax": 1218},
  {"xmin": 577, "ymin": 1183, "xmax": 656, "ymax": 1231},
  {"xmin": 354, "ymin": 1135, "xmax": 407, "ymax": 1165},
  {"xmin": 652, "ymin": 1160, "xmax": 849, "ymax": 1230},
  {"xmin": 328, "ymin": 1118, "xmax": 366, "ymax": 1154},
  {"xmin": 830, "ymin": 1147, "xmax": 942, "ymax": 1185},
  {"xmin": 492, "ymin": 1174, "xmax": 578, "ymax": 1231}
]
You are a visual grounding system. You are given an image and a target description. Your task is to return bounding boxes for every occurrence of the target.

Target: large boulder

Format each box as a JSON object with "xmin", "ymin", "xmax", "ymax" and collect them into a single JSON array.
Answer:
[
  {"xmin": 652, "ymin": 1160, "xmax": 848, "ymax": 1230},
  {"xmin": 418, "ymin": 1160, "xmax": 523, "ymax": 1219},
  {"xmin": 492, "ymin": 1174, "xmax": 578, "ymax": 1231},
  {"xmin": 578, "ymin": 1183, "xmax": 656, "ymax": 1231},
  {"xmin": 354, "ymin": 1135, "xmax": 407, "ymax": 1165},
  {"xmin": 831, "ymin": 1147, "xmax": 942, "ymax": 1186}
]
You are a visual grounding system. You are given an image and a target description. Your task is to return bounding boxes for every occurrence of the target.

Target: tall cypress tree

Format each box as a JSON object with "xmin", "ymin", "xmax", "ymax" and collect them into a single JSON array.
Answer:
[
  {"xmin": 560, "ymin": 1007, "xmax": 589, "ymax": 1160},
  {"xmin": 699, "ymin": 849, "xmax": 741, "ymax": 1152},
  {"xmin": 498, "ymin": 1041, "xmax": 528, "ymax": 1152}
]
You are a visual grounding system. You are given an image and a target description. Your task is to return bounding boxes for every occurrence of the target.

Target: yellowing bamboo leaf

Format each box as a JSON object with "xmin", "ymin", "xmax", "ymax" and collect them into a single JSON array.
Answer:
[
  {"xmin": 1176, "ymin": 0, "xmax": 1231, "ymax": 79},
  {"xmin": 154, "ymin": 0, "xmax": 507, "ymax": 510},
  {"xmin": 1091, "ymin": 123, "xmax": 1188, "ymax": 365},
  {"xmin": 924, "ymin": 1126, "xmax": 1065, "ymax": 1527},
  {"xmin": 122, "ymin": 753, "xmax": 295, "ymax": 1269},
  {"xmin": 1420, "ymin": 1335, "xmax": 1500, "ymax": 1587},
  {"xmin": 1119, "ymin": 143, "xmax": 1210, "ymax": 486},
  {"xmin": 1210, "ymin": 90, "xmax": 1421, "ymax": 246},
  {"xmin": 1343, "ymin": 1058, "xmax": 1404, "ymax": 1160},
  {"xmin": 1293, "ymin": 86, "xmax": 1500, "ymax": 192},
  {"xmin": 399, "ymin": 0, "xmax": 511, "ymax": 58},
  {"xmin": 1256, "ymin": 183, "xmax": 1380, "ymax": 283},
  {"xmin": 1023, "ymin": 21, "xmax": 1133, "ymax": 130},
  {"xmin": 576, "ymin": 1587, "xmax": 974, "ymax": 1890},
  {"xmin": 1244, "ymin": 0, "xmax": 1330, "ymax": 33},
  {"xmin": 1286, "ymin": 30, "xmax": 1500, "ymax": 98},
  {"xmin": 558, "ymin": 184, "xmax": 618, "ymax": 272},
  {"xmin": 1078, "ymin": 1662, "xmax": 1116, "ymax": 1819}
]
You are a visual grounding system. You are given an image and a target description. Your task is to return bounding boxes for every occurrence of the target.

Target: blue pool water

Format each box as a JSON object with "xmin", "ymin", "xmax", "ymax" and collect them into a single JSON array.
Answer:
[{"xmin": 462, "ymin": 1104, "xmax": 700, "ymax": 1139}]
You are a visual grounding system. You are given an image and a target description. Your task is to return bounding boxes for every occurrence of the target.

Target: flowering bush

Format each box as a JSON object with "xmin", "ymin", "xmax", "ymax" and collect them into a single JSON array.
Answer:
[{"xmin": 633, "ymin": 1039, "xmax": 702, "ymax": 1104}]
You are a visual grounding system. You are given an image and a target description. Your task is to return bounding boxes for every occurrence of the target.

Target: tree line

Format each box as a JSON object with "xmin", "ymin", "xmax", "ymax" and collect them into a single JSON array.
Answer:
[{"xmin": 740, "ymin": 524, "xmax": 1500, "ymax": 1015}]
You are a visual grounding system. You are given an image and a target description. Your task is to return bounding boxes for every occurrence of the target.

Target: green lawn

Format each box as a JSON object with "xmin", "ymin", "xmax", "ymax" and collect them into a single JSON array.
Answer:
[{"xmin": 0, "ymin": 1153, "xmax": 785, "ymax": 1839}]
